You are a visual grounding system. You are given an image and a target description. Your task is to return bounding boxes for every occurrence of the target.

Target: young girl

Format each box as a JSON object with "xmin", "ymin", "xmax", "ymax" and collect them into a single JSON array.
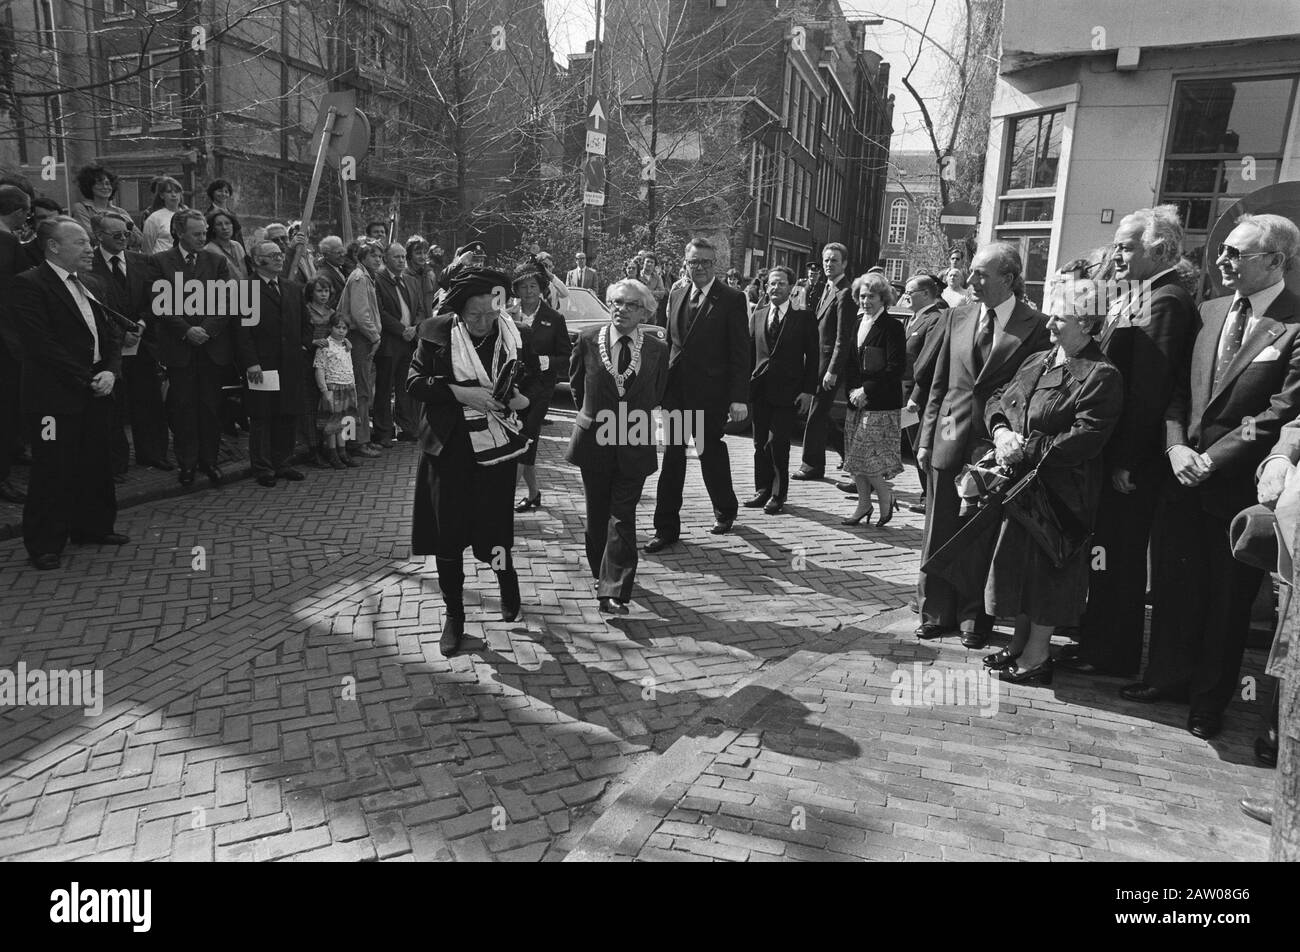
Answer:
[
  {"xmin": 314, "ymin": 315, "xmax": 361, "ymax": 469},
  {"xmin": 303, "ymin": 277, "xmax": 336, "ymax": 465}
]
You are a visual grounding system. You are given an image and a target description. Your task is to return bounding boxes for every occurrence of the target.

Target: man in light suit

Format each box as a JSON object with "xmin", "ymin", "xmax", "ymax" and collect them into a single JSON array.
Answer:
[
  {"xmin": 794, "ymin": 243, "xmax": 853, "ymax": 480},
  {"xmin": 916, "ymin": 242, "xmax": 1051, "ymax": 648},
  {"xmin": 1125, "ymin": 213, "xmax": 1300, "ymax": 740},
  {"xmin": 12, "ymin": 217, "xmax": 126, "ymax": 569},
  {"xmin": 746, "ymin": 266, "xmax": 817, "ymax": 515},
  {"xmin": 147, "ymin": 209, "xmax": 233, "ymax": 487},
  {"xmin": 567, "ymin": 279, "xmax": 668, "ymax": 613},
  {"xmin": 566, "ymin": 252, "xmax": 599, "ymax": 291},
  {"xmin": 646, "ymin": 237, "xmax": 750, "ymax": 551},
  {"xmin": 1070, "ymin": 206, "xmax": 1197, "ymax": 677}
]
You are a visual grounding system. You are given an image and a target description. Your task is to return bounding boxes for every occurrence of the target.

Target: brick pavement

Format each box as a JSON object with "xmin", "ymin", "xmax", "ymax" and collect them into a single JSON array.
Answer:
[{"xmin": 0, "ymin": 415, "xmax": 1275, "ymax": 861}]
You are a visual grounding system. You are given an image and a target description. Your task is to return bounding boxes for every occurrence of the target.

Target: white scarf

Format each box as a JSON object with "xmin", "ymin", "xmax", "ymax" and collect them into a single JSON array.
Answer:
[{"xmin": 450, "ymin": 313, "xmax": 530, "ymax": 465}]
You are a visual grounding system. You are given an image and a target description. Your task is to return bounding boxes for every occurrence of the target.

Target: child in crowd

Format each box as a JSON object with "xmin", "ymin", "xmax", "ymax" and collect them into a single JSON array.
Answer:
[
  {"xmin": 314, "ymin": 315, "xmax": 360, "ymax": 469},
  {"xmin": 302, "ymin": 276, "xmax": 337, "ymax": 465}
]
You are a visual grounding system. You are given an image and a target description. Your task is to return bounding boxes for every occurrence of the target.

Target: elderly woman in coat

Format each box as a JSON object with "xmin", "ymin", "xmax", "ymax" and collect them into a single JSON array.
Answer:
[
  {"xmin": 408, "ymin": 268, "xmax": 545, "ymax": 657},
  {"xmin": 980, "ymin": 279, "xmax": 1124, "ymax": 684},
  {"xmin": 510, "ymin": 256, "xmax": 571, "ymax": 512}
]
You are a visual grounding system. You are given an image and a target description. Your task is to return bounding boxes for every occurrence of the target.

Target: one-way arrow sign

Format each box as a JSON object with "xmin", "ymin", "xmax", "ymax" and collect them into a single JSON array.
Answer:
[{"xmin": 586, "ymin": 96, "xmax": 606, "ymax": 133}]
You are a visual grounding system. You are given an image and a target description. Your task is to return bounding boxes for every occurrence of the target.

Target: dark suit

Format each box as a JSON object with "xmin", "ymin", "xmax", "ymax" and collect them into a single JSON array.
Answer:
[
  {"xmin": 375, "ymin": 268, "xmax": 420, "ymax": 442},
  {"xmin": 1146, "ymin": 285, "xmax": 1300, "ymax": 717},
  {"xmin": 917, "ymin": 297, "xmax": 1051, "ymax": 632},
  {"xmin": 1080, "ymin": 269, "xmax": 1197, "ymax": 674},
  {"xmin": 750, "ymin": 302, "xmax": 817, "ymax": 501},
  {"xmin": 651, "ymin": 279, "xmax": 750, "ymax": 538},
  {"xmin": 236, "ymin": 276, "xmax": 308, "ymax": 478},
  {"xmin": 0, "ymin": 231, "xmax": 29, "ymax": 482},
  {"xmin": 566, "ymin": 323, "xmax": 669, "ymax": 600},
  {"xmin": 800, "ymin": 273, "xmax": 854, "ymax": 472},
  {"xmin": 147, "ymin": 246, "xmax": 233, "ymax": 471},
  {"xmin": 12, "ymin": 261, "xmax": 122, "ymax": 557},
  {"xmin": 83, "ymin": 248, "xmax": 170, "ymax": 471},
  {"xmin": 515, "ymin": 301, "xmax": 571, "ymax": 467},
  {"xmin": 903, "ymin": 303, "xmax": 947, "ymax": 488}
]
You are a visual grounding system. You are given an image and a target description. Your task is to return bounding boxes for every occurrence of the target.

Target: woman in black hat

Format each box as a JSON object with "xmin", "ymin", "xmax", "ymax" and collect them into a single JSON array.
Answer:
[
  {"xmin": 511, "ymin": 257, "xmax": 571, "ymax": 511},
  {"xmin": 408, "ymin": 268, "xmax": 545, "ymax": 656}
]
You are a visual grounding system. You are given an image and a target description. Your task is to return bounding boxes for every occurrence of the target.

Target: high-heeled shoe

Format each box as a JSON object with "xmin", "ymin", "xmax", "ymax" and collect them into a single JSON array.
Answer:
[
  {"xmin": 841, "ymin": 505, "xmax": 874, "ymax": 526},
  {"xmin": 997, "ymin": 658, "xmax": 1054, "ymax": 685},
  {"xmin": 514, "ymin": 492, "xmax": 542, "ymax": 513},
  {"xmin": 876, "ymin": 494, "xmax": 895, "ymax": 527},
  {"xmin": 982, "ymin": 647, "xmax": 1021, "ymax": 670}
]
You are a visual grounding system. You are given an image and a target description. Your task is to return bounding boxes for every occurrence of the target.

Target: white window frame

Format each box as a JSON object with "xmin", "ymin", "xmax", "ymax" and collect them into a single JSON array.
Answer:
[
  {"xmin": 148, "ymin": 50, "xmax": 183, "ymax": 130},
  {"xmin": 887, "ymin": 198, "xmax": 908, "ymax": 245},
  {"xmin": 107, "ymin": 54, "xmax": 142, "ymax": 135},
  {"xmin": 884, "ymin": 259, "xmax": 905, "ymax": 283}
]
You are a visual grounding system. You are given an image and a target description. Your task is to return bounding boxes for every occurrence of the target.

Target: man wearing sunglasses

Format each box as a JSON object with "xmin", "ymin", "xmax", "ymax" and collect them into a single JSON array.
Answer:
[{"xmin": 1125, "ymin": 213, "xmax": 1300, "ymax": 742}]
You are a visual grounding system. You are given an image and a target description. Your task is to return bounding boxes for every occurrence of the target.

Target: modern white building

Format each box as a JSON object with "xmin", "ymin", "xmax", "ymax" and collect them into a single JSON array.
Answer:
[{"xmin": 977, "ymin": 2, "xmax": 1300, "ymax": 305}]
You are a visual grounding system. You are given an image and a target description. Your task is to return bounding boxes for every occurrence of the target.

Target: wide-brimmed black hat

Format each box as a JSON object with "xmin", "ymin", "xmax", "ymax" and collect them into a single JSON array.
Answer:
[
  {"xmin": 511, "ymin": 257, "xmax": 552, "ymax": 293},
  {"xmin": 441, "ymin": 266, "xmax": 512, "ymax": 315},
  {"xmin": 454, "ymin": 240, "xmax": 486, "ymax": 259}
]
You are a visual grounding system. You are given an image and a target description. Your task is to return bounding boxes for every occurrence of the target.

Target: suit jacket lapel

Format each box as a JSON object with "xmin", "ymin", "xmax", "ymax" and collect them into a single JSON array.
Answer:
[
  {"xmin": 950, "ymin": 304, "xmax": 977, "ymax": 382},
  {"xmin": 1208, "ymin": 295, "xmax": 1294, "ymax": 403},
  {"xmin": 680, "ymin": 283, "xmax": 713, "ymax": 351},
  {"xmin": 978, "ymin": 301, "xmax": 1035, "ymax": 386},
  {"xmin": 752, "ymin": 305, "xmax": 771, "ymax": 364},
  {"xmin": 43, "ymin": 265, "xmax": 92, "ymax": 342}
]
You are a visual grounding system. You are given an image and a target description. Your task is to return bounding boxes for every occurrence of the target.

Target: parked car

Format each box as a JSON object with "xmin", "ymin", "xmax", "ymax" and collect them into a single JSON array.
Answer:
[{"xmin": 554, "ymin": 287, "xmax": 611, "ymax": 393}]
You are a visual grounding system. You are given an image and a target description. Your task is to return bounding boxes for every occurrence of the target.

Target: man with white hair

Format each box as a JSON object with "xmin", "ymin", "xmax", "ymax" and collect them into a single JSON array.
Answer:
[
  {"xmin": 316, "ymin": 235, "xmax": 350, "ymax": 306},
  {"xmin": 1125, "ymin": 213, "xmax": 1300, "ymax": 740},
  {"xmin": 1068, "ymin": 205, "xmax": 1197, "ymax": 677}
]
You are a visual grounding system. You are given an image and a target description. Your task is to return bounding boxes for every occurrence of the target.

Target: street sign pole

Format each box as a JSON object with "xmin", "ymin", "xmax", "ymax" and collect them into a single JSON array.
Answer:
[
  {"xmin": 288, "ymin": 106, "xmax": 338, "ymax": 279},
  {"xmin": 582, "ymin": 0, "xmax": 603, "ymax": 261}
]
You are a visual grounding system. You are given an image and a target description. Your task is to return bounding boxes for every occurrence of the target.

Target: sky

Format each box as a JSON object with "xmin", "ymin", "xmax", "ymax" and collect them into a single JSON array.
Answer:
[{"xmin": 542, "ymin": 0, "xmax": 962, "ymax": 153}]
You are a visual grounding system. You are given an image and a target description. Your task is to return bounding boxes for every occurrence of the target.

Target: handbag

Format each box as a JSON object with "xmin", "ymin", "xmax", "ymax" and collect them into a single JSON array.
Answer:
[
  {"xmin": 861, "ymin": 345, "xmax": 886, "ymax": 373},
  {"xmin": 1003, "ymin": 464, "xmax": 1091, "ymax": 569},
  {"xmin": 491, "ymin": 357, "xmax": 521, "ymax": 405}
]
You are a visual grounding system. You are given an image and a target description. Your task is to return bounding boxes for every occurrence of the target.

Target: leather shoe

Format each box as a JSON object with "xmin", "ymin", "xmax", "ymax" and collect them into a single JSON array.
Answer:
[
  {"xmin": 710, "ymin": 518, "xmax": 734, "ymax": 535},
  {"xmin": 178, "ymin": 468, "xmax": 196, "ymax": 487},
  {"xmin": 144, "ymin": 459, "xmax": 175, "ymax": 471},
  {"xmin": 72, "ymin": 532, "xmax": 129, "ymax": 545},
  {"xmin": 1255, "ymin": 736, "xmax": 1278, "ymax": 768},
  {"xmin": 960, "ymin": 629, "xmax": 990, "ymax": 650},
  {"xmin": 1240, "ymin": 797, "xmax": 1273, "ymax": 825},
  {"xmin": 276, "ymin": 468, "xmax": 305, "ymax": 481},
  {"xmin": 1056, "ymin": 654, "xmax": 1104, "ymax": 675},
  {"xmin": 644, "ymin": 536, "xmax": 677, "ymax": 554},
  {"xmin": 915, "ymin": 623, "xmax": 953, "ymax": 640},
  {"xmin": 0, "ymin": 479, "xmax": 27, "ymax": 504},
  {"xmin": 791, "ymin": 468, "xmax": 822, "ymax": 481},
  {"xmin": 763, "ymin": 499, "xmax": 784, "ymax": 515},
  {"xmin": 257, "ymin": 475, "xmax": 278, "ymax": 488},
  {"xmin": 202, "ymin": 464, "xmax": 224, "ymax": 486},
  {"xmin": 31, "ymin": 553, "xmax": 61, "ymax": 570},
  {"xmin": 743, "ymin": 492, "xmax": 771, "ymax": 508},
  {"xmin": 598, "ymin": 597, "xmax": 629, "ymax": 615},
  {"xmin": 908, "ymin": 501, "xmax": 927, "ymax": 513},
  {"xmin": 1187, "ymin": 711, "xmax": 1221, "ymax": 740},
  {"xmin": 1119, "ymin": 682, "xmax": 1186, "ymax": 704},
  {"xmin": 836, "ymin": 479, "xmax": 857, "ymax": 493},
  {"xmin": 440, "ymin": 614, "xmax": 465, "ymax": 657}
]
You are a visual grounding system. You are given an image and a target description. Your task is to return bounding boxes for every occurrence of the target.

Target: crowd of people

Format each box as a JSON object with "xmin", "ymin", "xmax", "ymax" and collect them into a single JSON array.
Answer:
[{"xmin": 2, "ymin": 165, "xmax": 1296, "ymax": 829}]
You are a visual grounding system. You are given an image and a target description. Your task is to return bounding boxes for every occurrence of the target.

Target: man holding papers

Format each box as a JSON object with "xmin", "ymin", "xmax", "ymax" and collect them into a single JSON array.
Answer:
[{"xmin": 239, "ymin": 240, "xmax": 310, "ymax": 487}]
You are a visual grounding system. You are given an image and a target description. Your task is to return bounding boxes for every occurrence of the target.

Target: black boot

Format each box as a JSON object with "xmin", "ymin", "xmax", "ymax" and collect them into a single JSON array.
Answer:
[
  {"xmin": 437, "ymin": 557, "xmax": 466, "ymax": 656},
  {"xmin": 497, "ymin": 568, "xmax": 521, "ymax": 622}
]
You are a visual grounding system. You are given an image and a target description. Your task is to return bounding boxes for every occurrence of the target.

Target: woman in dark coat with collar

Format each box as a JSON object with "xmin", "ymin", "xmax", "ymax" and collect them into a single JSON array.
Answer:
[
  {"xmin": 981, "ymin": 286, "xmax": 1123, "ymax": 684},
  {"xmin": 842, "ymin": 271, "xmax": 906, "ymax": 526},
  {"xmin": 510, "ymin": 257, "xmax": 571, "ymax": 512},
  {"xmin": 408, "ymin": 267, "xmax": 545, "ymax": 657}
]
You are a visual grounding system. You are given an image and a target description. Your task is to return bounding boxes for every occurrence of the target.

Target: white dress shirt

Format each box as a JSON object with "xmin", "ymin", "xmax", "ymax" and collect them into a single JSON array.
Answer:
[
  {"xmin": 856, "ymin": 309, "xmax": 880, "ymax": 347},
  {"xmin": 48, "ymin": 260, "xmax": 101, "ymax": 363},
  {"xmin": 977, "ymin": 293, "xmax": 1017, "ymax": 350}
]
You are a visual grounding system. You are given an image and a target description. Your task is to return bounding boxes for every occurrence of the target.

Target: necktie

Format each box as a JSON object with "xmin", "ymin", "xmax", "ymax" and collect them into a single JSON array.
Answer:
[
  {"xmin": 973, "ymin": 308, "xmax": 994, "ymax": 375},
  {"xmin": 110, "ymin": 255, "xmax": 126, "ymax": 289},
  {"xmin": 820, "ymin": 281, "xmax": 834, "ymax": 310},
  {"xmin": 185, "ymin": 252, "xmax": 196, "ymax": 269},
  {"xmin": 616, "ymin": 336, "xmax": 631, "ymax": 374},
  {"xmin": 686, "ymin": 287, "xmax": 703, "ymax": 333},
  {"xmin": 767, "ymin": 305, "xmax": 782, "ymax": 345},
  {"xmin": 1215, "ymin": 298, "xmax": 1251, "ymax": 387},
  {"xmin": 267, "ymin": 278, "xmax": 279, "ymax": 297}
]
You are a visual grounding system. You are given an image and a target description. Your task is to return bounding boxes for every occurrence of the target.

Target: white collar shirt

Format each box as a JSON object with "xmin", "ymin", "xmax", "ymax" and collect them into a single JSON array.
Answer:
[
  {"xmin": 49, "ymin": 260, "xmax": 101, "ymax": 363},
  {"xmin": 1220, "ymin": 279, "xmax": 1286, "ymax": 361}
]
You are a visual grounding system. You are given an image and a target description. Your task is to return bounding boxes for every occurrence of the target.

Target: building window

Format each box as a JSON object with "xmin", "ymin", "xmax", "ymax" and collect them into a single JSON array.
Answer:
[
  {"xmin": 148, "ymin": 51, "xmax": 183, "ymax": 129},
  {"xmin": 107, "ymin": 55, "xmax": 141, "ymax": 134},
  {"xmin": 919, "ymin": 198, "xmax": 939, "ymax": 235},
  {"xmin": 1159, "ymin": 74, "xmax": 1299, "ymax": 278},
  {"xmin": 997, "ymin": 108, "xmax": 1064, "ymax": 226},
  {"xmin": 887, "ymin": 198, "xmax": 908, "ymax": 244},
  {"xmin": 884, "ymin": 259, "xmax": 905, "ymax": 283}
]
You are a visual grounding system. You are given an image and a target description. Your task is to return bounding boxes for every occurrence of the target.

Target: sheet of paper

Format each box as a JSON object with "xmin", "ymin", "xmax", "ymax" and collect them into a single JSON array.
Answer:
[
  {"xmin": 248, "ymin": 369, "xmax": 280, "ymax": 391},
  {"xmin": 900, "ymin": 405, "xmax": 919, "ymax": 429}
]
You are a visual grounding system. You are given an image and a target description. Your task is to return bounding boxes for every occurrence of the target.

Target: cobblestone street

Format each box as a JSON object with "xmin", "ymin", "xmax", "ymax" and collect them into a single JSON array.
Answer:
[{"xmin": 0, "ymin": 419, "xmax": 1273, "ymax": 861}]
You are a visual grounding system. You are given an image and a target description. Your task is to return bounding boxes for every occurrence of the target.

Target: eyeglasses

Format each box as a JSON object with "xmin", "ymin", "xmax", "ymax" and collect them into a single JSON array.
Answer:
[
  {"xmin": 609, "ymin": 299, "xmax": 646, "ymax": 311},
  {"xmin": 684, "ymin": 259, "xmax": 715, "ymax": 269},
  {"xmin": 262, "ymin": 251, "xmax": 286, "ymax": 259},
  {"xmin": 1217, "ymin": 243, "xmax": 1276, "ymax": 262}
]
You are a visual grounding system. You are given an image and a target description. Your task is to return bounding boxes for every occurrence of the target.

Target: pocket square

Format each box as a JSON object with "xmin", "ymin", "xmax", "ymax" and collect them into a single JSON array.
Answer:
[{"xmin": 1253, "ymin": 346, "xmax": 1283, "ymax": 363}]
